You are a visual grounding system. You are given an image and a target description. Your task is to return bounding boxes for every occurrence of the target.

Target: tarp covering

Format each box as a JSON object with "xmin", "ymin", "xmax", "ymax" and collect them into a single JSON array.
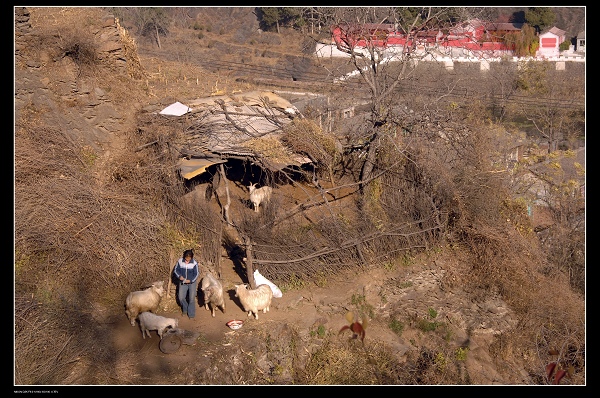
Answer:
[
  {"xmin": 175, "ymin": 92, "xmax": 303, "ymax": 162},
  {"xmin": 178, "ymin": 157, "xmax": 226, "ymax": 179}
]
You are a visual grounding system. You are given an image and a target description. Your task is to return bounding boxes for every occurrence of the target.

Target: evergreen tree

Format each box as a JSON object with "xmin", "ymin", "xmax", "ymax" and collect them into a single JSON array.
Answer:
[{"xmin": 524, "ymin": 7, "xmax": 556, "ymax": 33}]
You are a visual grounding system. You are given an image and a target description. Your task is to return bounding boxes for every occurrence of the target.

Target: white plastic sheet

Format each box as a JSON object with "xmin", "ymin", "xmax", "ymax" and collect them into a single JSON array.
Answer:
[{"xmin": 159, "ymin": 101, "xmax": 191, "ymax": 116}]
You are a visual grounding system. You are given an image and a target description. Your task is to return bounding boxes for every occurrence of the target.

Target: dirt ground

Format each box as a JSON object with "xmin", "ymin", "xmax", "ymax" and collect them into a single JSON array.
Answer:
[
  {"xmin": 93, "ymin": 179, "xmax": 520, "ymax": 385},
  {"xmin": 100, "ymin": 239, "xmax": 525, "ymax": 386},
  {"xmin": 15, "ymin": 8, "xmax": 542, "ymax": 386},
  {"xmin": 110, "ymin": 252, "xmax": 393, "ymax": 384}
]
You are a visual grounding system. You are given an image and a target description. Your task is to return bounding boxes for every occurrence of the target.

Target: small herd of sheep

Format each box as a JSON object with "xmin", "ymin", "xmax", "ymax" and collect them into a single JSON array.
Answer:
[
  {"xmin": 124, "ymin": 184, "xmax": 277, "ymax": 339},
  {"xmin": 124, "ymin": 273, "xmax": 275, "ymax": 339}
]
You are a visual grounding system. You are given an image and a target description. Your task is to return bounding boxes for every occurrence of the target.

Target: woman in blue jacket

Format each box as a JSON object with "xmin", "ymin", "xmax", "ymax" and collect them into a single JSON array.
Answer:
[{"xmin": 173, "ymin": 249, "xmax": 200, "ymax": 319}]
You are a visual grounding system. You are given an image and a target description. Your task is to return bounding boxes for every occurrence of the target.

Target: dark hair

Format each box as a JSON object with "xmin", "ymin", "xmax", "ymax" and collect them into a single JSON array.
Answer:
[{"xmin": 183, "ymin": 249, "xmax": 194, "ymax": 259}]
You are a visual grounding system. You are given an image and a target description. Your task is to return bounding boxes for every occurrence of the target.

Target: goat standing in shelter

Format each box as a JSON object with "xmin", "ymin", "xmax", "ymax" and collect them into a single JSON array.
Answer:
[{"xmin": 248, "ymin": 183, "xmax": 273, "ymax": 212}]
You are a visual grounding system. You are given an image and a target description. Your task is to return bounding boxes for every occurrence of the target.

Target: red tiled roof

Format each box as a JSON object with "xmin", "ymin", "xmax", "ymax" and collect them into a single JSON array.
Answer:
[{"xmin": 484, "ymin": 22, "xmax": 524, "ymax": 31}]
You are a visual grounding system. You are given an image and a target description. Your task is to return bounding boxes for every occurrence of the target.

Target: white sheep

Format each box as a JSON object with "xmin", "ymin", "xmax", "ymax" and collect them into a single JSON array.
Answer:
[
  {"xmin": 124, "ymin": 281, "xmax": 165, "ymax": 326},
  {"xmin": 248, "ymin": 183, "xmax": 273, "ymax": 212},
  {"xmin": 137, "ymin": 311, "xmax": 178, "ymax": 339},
  {"xmin": 201, "ymin": 272, "xmax": 226, "ymax": 317},
  {"xmin": 234, "ymin": 283, "xmax": 273, "ymax": 320}
]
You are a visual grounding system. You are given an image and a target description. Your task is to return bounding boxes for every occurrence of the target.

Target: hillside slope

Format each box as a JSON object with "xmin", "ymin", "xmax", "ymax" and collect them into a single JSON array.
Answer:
[{"xmin": 14, "ymin": 7, "xmax": 585, "ymax": 387}]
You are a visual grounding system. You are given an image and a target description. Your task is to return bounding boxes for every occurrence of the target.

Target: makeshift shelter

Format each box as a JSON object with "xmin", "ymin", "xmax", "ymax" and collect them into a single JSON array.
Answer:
[{"xmin": 152, "ymin": 90, "xmax": 312, "ymax": 180}]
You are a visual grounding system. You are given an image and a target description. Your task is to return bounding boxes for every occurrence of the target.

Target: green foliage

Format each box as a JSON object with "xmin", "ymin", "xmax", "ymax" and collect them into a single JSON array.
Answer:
[
  {"xmin": 394, "ymin": 7, "xmax": 427, "ymax": 26},
  {"xmin": 310, "ymin": 324, "xmax": 327, "ymax": 338},
  {"xmin": 401, "ymin": 254, "xmax": 414, "ymax": 267},
  {"xmin": 318, "ymin": 324, "xmax": 326, "ymax": 337},
  {"xmin": 559, "ymin": 40, "xmax": 571, "ymax": 51},
  {"xmin": 417, "ymin": 318, "xmax": 439, "ymax": 332},
  {"xmin": 516, "ymin": 60, "xmax": 550, "ymax": 93},
  {"xmin": 389, "ymin": 318, "xmax": 404, "ymax": 336},
  {"xmin": 351, "ymin": 294, "xmax": 375, "ymax": 320},
  {"xmin": 279, "ymin": 274, "xmax": 307, "ymax": 292},
  {"xmin": 127, "ymin": 7, "xmax": 170, "ymax": 42},
  {"xmin": 255, "ymin": 7, "xmax": 305, "ymax": 32},
  {"xmin": 505, "ymin": 24, "xmax": 539, "ymax": 57},
  {"xmin": 256, "ymin": 7, "xmax": 281, "ymax": 32},
  {"xmin": 14, "ymin": 249, "xmax": 37, "ymax": 276},
  {"xmin": 272, "ymin": 364, "xmax": 284, "ymax": 376},
  {"xmin": 500, "ymin": 197, "xmax": 534, "ymax": 236},
  {"xmin": 351, "ymin": 293, "xmax": 364, "ymax": 306},
  {"xmin": 418, "ymin": 308, "xmax": 440, "ymax": 332},
  {"xmin": 525, "ymin": 7, "xmax": 556, "ymax": 33},
  {"xmin": 434, "ymin": 352, "xmax": 447, "ymax": 371},
  {"xmin": 80, "ymin": 146, "xmax": 98, "ymax": 168},
  {"xmin": 382, "ymin": 260, "xmax": 396, "ymax": 271},
  {"xmin": 455, "ymin": 347, "xmax": 469, "ymax": 361},
  {"xmin": 428, "ymin": 308, "xmax": 438, "ymax": 319},
  {"xmin": 315, "ymin": 271, "xmax": 328, "ymax": 287}
]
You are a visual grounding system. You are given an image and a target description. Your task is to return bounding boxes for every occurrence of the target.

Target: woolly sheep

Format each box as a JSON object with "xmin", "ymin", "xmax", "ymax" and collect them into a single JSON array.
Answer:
[
  {"xmin": 138, "ymin": 311, "xmax": 178, "ymax": 339},
  {"xmin": 124, "ymin": 281, "xmax": 165, "ymax": 326},
  {"xmin": 234, "ymin": 283, "xmax": 273, "ymax": 320},
  {"xmin": 248, "ymin": 183, "xmax": 273, "ymax": 212},
  {"xmin": 201, "ymin": 272, "xmax": 226, "ymax": 317}
]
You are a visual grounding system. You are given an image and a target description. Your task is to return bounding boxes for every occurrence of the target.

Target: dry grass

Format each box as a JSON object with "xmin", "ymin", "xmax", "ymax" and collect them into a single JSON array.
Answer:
[{"xmin": 15, "ymin": 7, "xmax": 584, "ymax": 386}]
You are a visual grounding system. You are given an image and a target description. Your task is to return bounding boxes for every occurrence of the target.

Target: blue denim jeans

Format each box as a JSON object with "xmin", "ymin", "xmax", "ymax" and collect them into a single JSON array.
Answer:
[{"xmin": 178, "ymin": 281, "xmax": 197, "ymax": 318}]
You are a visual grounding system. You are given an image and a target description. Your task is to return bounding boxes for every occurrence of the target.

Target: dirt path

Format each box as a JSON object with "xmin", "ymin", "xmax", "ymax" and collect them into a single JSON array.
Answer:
[
  {"xmin": 106, "ymin": 250, "xmax": 524, "ymax": 385},
  {"xmin": 110, "ymin": 255, "xmax": 311, "ymax": 382}
]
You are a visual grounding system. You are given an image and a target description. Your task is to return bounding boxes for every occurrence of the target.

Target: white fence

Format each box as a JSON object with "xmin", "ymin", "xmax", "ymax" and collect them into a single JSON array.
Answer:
[{"xmin": 315, "ymin": 43, "xmax": 586, "ymax": 67}]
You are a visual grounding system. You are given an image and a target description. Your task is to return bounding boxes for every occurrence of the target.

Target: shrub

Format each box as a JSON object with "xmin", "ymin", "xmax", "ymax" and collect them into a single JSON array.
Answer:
[
  {"xmin": 389, "ymin": 318, "xmax": 404, "ymax": 336},
  {"xmin": 559, "ymin": 40, "xmax": 571, "ymax": 51},
  {"xmin": 59, "ymin": 28, "xmax": 100, "ymax": 77}
]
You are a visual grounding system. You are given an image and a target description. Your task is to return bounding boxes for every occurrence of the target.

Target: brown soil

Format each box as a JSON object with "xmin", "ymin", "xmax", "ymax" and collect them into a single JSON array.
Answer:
[
  {"xmin": 101, "ymin": 242, "xmax": 523, "ymax": 385},
  {"xmin": 16, "ymin": 8, "xmax": 541, "ymax": 386},
  {"xmin": 109, "ymin": 257, "xmax": 397, "ymax": 384}
]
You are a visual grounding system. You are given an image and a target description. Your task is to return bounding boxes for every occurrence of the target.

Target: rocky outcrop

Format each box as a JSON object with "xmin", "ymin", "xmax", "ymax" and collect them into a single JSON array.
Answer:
[
  {"xmin": 14, "ymin": 7, "xmax": 143, "ymax": 152},
  {"xmin": 14, "ymin": 7, "xmax": 32, "ymax": 66}
]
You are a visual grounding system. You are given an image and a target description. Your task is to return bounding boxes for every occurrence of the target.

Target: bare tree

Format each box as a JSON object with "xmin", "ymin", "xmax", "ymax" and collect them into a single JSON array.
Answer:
[
  {"xmin": 126, "ymin": 7, "xmax": 170, "ymax": 48},
  {"xmin": 516, "ymin": 60, "xmax": 585, "ymax": 152},
  {"xmin": 311, "ymin": 7, "xmax": 488, "ymax": 192}
]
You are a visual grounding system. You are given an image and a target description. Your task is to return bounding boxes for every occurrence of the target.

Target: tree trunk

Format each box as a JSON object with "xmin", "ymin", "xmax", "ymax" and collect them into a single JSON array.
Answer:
[
  {"xmin": 166, "ymin": 248, "xmax": 176, "ymax": 298},
  {"xmin": 244, "ymin": 236, "xmax": 256, "ymax": 289},
  {"xmin": 219, "ymin": 164, "xmax": 231, "ymax": 224},
  {"xmin": 359, "ymin": 131, "xmax": 379, "ymax": 193},
  {"xmin": 216, "ymin": 221, "xmax": 222, "ymax": 279},
  {"xmin": 155, "ymin": 25, "xmax": 161, "ymax": 49}
]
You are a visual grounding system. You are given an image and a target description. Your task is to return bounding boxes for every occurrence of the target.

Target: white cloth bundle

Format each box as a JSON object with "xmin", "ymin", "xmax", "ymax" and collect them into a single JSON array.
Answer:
[{"xmin": 253, "ymin": 269, "xmax": 283, "ymax": 298}]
